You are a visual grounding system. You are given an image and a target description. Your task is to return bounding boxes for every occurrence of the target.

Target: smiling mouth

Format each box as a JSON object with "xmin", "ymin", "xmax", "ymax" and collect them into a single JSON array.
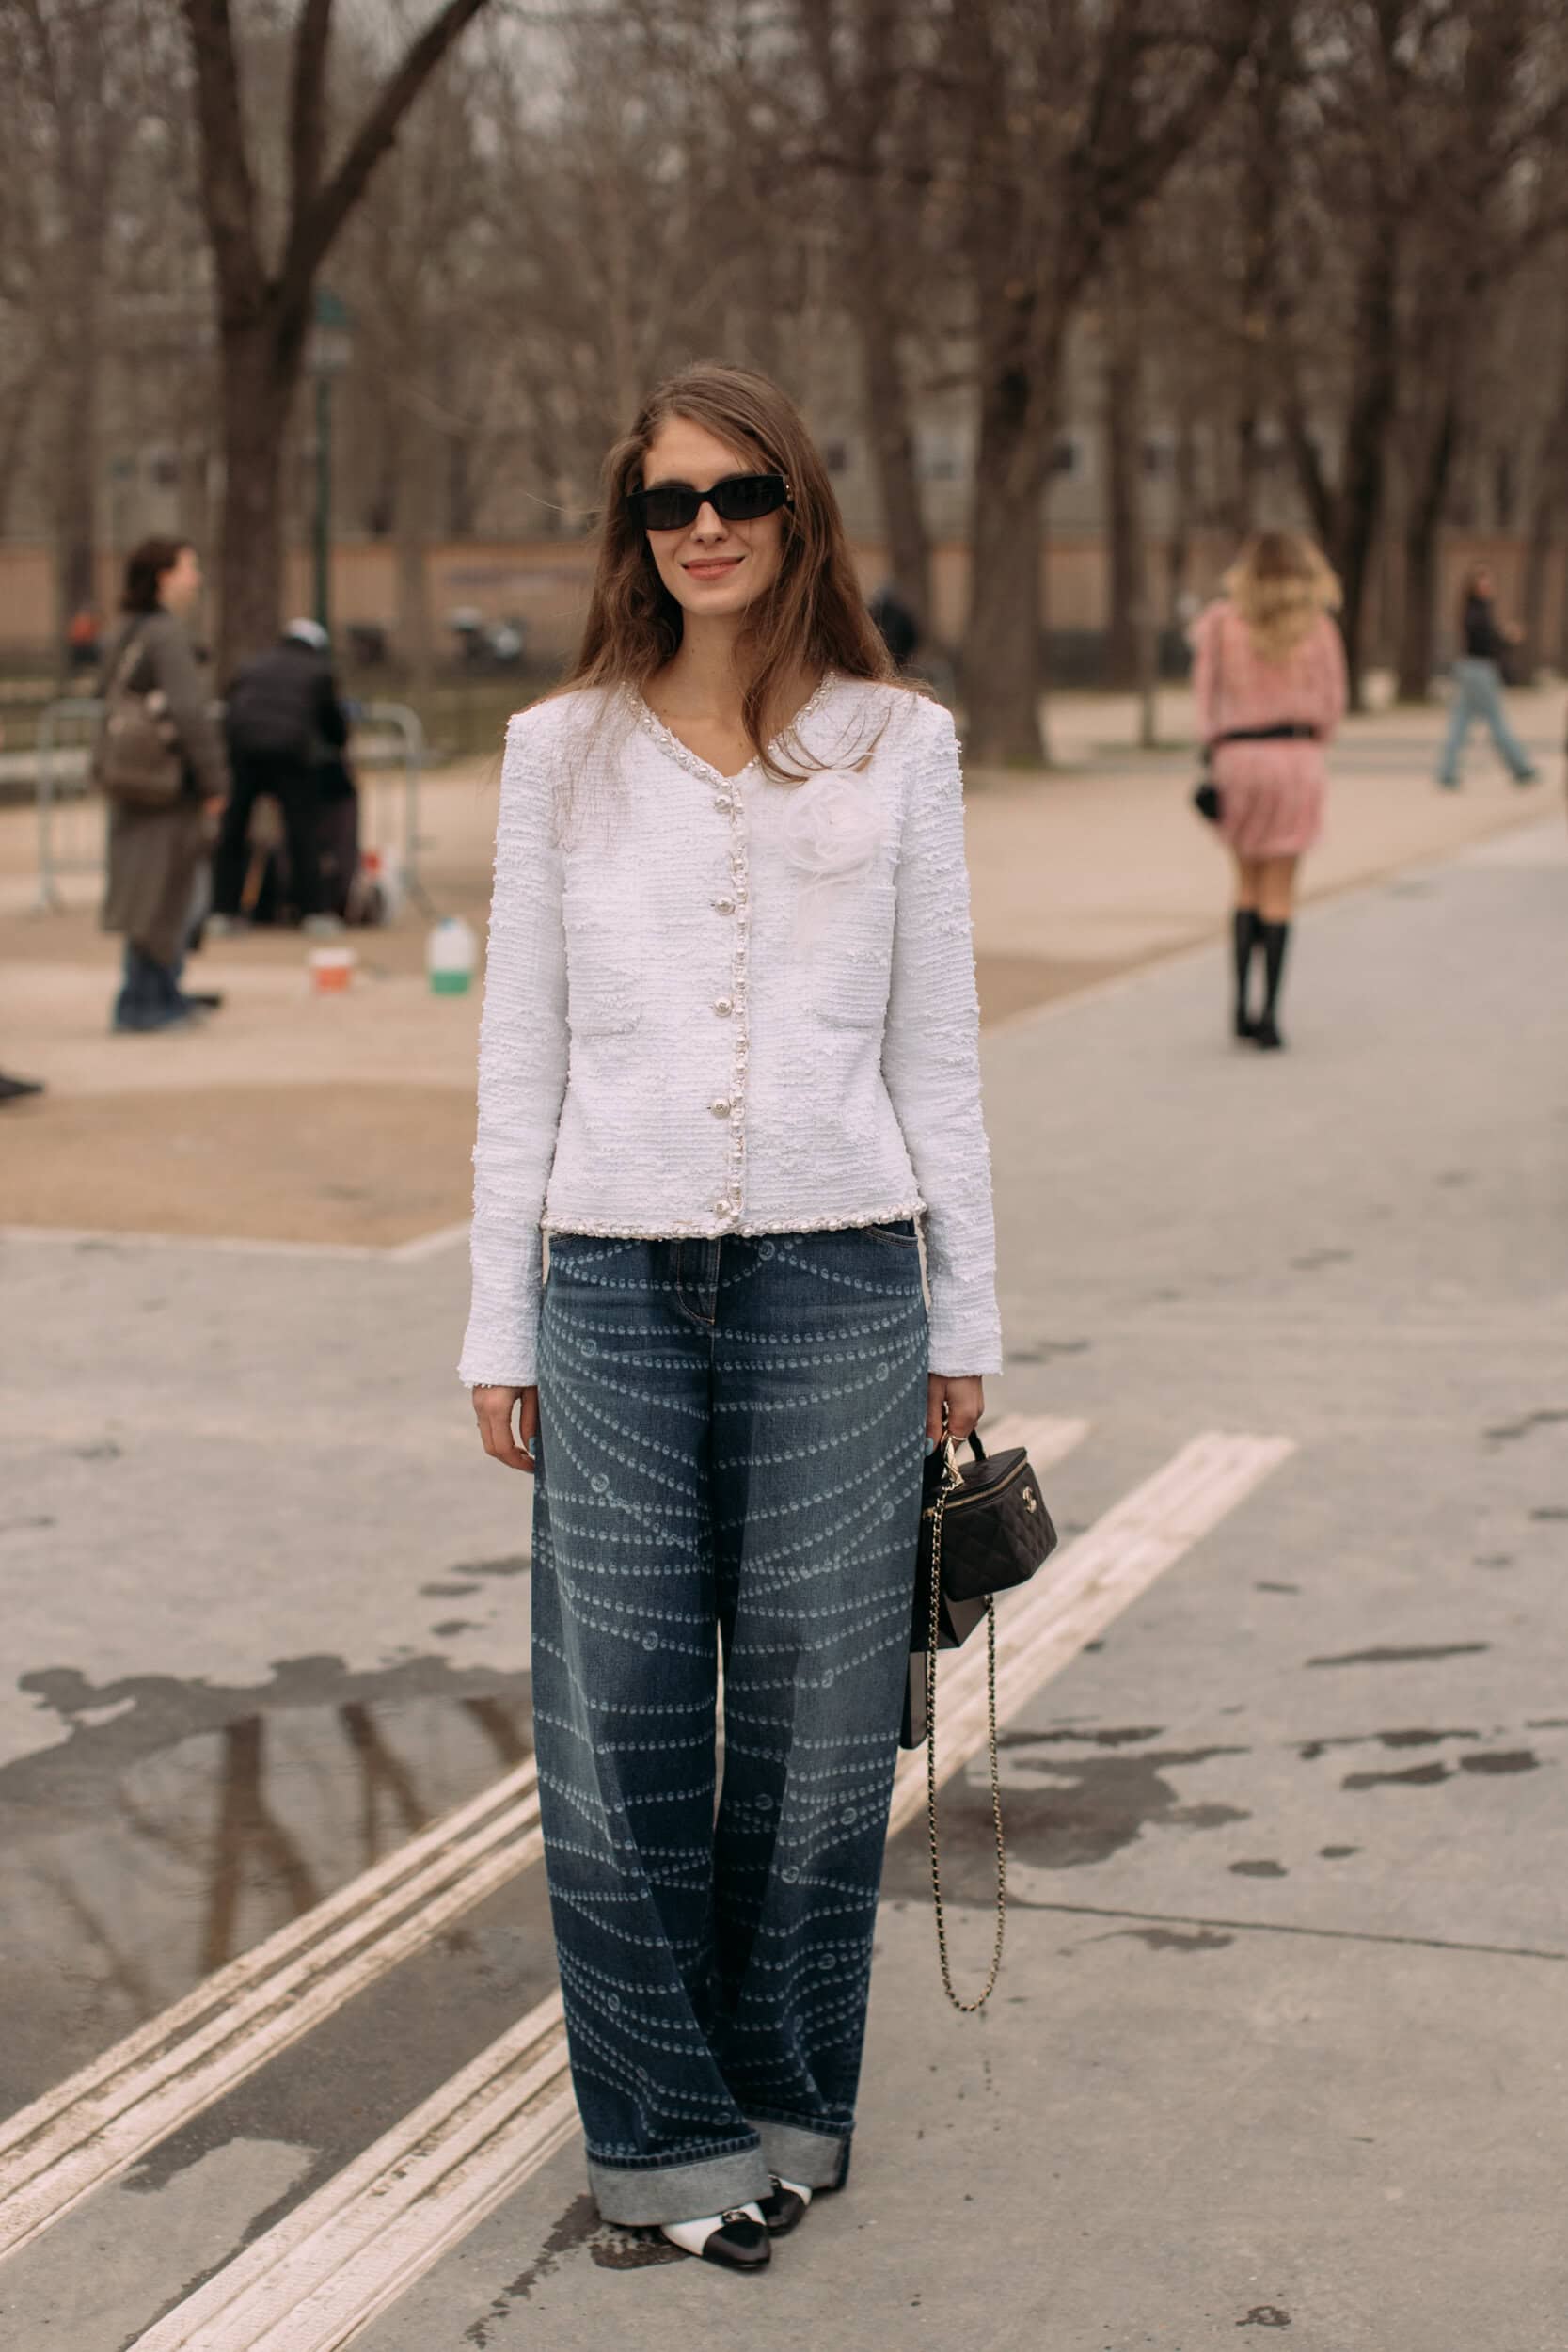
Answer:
[{"xmin": 684, "ymin": 556, "xmax": 743, "ymax": 572}]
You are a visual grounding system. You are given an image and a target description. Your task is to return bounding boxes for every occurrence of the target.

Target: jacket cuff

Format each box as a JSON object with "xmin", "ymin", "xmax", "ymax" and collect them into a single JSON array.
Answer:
[{"xmin": 927, "ymin": 1275, "xmax": 1004, "ymax": 1376}]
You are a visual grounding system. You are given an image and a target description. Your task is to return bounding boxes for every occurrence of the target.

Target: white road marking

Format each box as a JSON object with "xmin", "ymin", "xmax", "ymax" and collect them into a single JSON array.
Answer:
[
  {"xmin": 0, "ymin": 1223, "xmax": 392, "ymax": 1262},
  {"xmin": 125, "ymin": 1995, "xmax": 575, "ymax": 2352},
  {"xmin": 979, "ymin": 1411, "xmax": 1090, "ymax": 1468},
  {"xmin": 0, "ymin": 1764, "xmax": 542, "ymax": 2265},
  {"xmin": 381, "ymin": 1220, "xmax": 472, "ymax": 1263},
  {"xmin": 117, "ymin": 1427, "xmax": 1291, "ymax": 2351}
]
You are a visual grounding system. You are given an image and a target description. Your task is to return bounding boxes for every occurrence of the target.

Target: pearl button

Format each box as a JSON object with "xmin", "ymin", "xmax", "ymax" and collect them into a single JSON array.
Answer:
[
  {"xmin": 713, "ymin": 997, "xmax": 733, "ymax": 1017},
  {"xmin": 713, "ymin": 896, "xmax": 736, "ymax": 915},
  {"xmin": 713, "ymin": 1199, "xmax": 734, "ymax": 1217},
  {"xmin": 710, "ymin": 1098, "xmax": 732, "ymax": 1118}
]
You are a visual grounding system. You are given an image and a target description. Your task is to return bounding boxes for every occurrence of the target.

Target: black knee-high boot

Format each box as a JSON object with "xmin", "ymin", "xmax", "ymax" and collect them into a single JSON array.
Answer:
[
  {"xmin": 1231, "ymin": 910, "xmax": 1259, "ymax": 1038},
  {"xmin": 1255, "ymin": 920, "xmax": 1291, "ymax": 1049}
]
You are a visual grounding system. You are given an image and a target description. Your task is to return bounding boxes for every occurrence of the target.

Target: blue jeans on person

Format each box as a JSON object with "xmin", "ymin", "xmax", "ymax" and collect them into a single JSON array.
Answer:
[
  {"xmin": 531, "ymin": 1224, "xmax": 929, "ymax": 2227},
  {"xmin": 112, "ymin": 942, "xmax": 191, "ymax": 1031},
  {"xmin": 1437, "ymin": 658, "xmax": 1535, "ymax": 786}
]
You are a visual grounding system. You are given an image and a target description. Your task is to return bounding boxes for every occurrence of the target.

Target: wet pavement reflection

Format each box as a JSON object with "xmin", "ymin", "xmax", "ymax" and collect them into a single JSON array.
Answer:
[{"xmin": 2, "ymin": 1679, "xmax": 533, "ymax": 2120}]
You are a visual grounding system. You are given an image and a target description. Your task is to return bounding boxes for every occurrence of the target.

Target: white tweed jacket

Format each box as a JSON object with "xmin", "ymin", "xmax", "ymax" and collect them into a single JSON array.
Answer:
[{"xmin": 458, "ymin": 673, "xmax": 1002, "ymax": 1386}]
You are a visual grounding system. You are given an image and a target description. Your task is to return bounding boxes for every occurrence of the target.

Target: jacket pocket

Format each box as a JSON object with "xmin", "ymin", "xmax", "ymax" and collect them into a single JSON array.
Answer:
[
  {"xmin": 813, "ymin": 878, "xmax": 897, "ymax": 1029},
  {"xmin": 562, "ymin": 879, "xmax": 641, "ymax": 1037}
]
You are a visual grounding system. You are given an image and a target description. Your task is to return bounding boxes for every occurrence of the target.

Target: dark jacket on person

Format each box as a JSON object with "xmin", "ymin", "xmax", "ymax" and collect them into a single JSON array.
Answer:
[
  {"xmin": 224, "ymin": 637, "xmax": 349, "ymax": 768},
  {"xmin": 99, "ymin": 608, "xmax": 230, "ymax": 968},
  {"xmin": 1461, "ymin": 595, "xmax": 1509, "ymax": 664}
]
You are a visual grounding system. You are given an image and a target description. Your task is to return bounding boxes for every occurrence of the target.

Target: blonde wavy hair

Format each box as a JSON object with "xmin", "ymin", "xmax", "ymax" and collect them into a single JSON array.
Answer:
[{"xmin": 1223, "ymin": 532, "xmax": 1341, "ymax": 662}]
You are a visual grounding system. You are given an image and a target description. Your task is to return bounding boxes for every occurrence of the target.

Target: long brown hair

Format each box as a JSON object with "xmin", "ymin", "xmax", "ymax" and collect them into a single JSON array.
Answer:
[
  {"xmin": 562, "ymin": 362, "xmax": 895, "ymax": 778},
  {"xmin": 1223, "ymin": 530, "xmax": 1340, "ymax": 662}
]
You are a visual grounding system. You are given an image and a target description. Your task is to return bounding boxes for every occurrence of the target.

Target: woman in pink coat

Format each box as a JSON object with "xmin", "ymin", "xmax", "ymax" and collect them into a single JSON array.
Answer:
[{"xmin": 1190, "ymin": 533, "xmax": 1347, "ymax": 1050}]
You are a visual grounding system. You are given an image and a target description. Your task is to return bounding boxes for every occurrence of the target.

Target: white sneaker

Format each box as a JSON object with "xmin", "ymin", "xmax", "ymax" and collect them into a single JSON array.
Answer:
[
  {"xmin": 206, "ymin": 914, "xmax": 248, "ymax": 937},
  {"xmin": 301, "ymin": 914, "xmax": 345, "ymax": 939}
]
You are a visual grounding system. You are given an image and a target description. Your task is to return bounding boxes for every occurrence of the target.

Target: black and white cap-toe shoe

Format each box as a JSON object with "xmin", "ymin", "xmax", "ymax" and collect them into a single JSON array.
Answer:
[{"xmin": 659, "ymin": 2205, "xmax": 771, "ymax": 2270}]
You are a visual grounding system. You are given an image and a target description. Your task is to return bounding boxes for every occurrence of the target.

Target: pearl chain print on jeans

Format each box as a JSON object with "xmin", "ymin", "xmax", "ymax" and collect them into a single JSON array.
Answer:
[{"xmin": 458, "ymin": 674, "xmax": 1002, "ymax": 1388}]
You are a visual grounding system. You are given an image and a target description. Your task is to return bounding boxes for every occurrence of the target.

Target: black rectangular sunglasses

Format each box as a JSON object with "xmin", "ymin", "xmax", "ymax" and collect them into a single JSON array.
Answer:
[{"xmin": 627, "ymin": 472, "xmax": 792, "ymax": 532}]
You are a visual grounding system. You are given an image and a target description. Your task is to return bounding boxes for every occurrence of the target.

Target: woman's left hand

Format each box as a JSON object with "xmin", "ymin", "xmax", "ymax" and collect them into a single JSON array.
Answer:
[{"xmin": 927, "ymin": 1374, "xmax": 984, "ymax": 1446}]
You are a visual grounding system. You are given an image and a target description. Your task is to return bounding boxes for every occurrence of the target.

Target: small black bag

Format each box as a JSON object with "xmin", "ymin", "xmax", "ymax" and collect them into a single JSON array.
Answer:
[
  {"xmin": 918, "ymin": 1429, "xmax": 1056, "ymax": 1606},
  {"xmin": 901, "ymin": 1429, "xmax": 1060, "ymax": 2012},
  {"xmin": 1192, "ymin": 771, "xmax": 1222, "ymax": 824},
  {"xmin": 901, "ymin": 1431, "xmax": 1056, "ymax": 1724}
]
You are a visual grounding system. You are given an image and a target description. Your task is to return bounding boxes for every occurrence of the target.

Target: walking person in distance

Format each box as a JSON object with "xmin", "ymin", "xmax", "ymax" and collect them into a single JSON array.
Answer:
[
  {"xmin": 1436, "ymin": 563, "xmax": 1539, "ymax": 791},
  {"xmin": 98, "ymin": 539, "xmax": 230, "ymax": 1034},
  {"xmin": 461, "ymin": 362, "xmax": 1001, "ymax": 2271},
  {"xmin": 1190, "ymin": 532, "xmax": 1347, "ymax": 1051}
]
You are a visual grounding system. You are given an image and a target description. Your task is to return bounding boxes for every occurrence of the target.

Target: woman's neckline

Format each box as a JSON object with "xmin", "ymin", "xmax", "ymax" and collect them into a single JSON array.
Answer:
[{"xmin": 631, "ymin": 671, "xmax": 837, "ymax": 787}]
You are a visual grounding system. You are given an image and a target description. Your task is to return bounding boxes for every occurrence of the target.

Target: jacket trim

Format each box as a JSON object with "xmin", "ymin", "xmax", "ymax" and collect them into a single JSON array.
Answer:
[{"xmin": 542, "ymin": 1198, "xmax": 926, "ymax": 1242}]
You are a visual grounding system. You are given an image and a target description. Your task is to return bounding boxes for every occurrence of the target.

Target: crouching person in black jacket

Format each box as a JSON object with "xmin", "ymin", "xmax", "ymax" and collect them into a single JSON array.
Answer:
[{"xmin": 212, "ymin": 619, "xmax": 350, "ymax": 932}]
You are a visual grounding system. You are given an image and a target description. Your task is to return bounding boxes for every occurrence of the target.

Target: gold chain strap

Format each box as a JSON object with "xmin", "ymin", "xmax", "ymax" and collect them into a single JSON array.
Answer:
[{"xmin": 923, "ymin": 1444, "xmax": 1006, "ymax": 2012}]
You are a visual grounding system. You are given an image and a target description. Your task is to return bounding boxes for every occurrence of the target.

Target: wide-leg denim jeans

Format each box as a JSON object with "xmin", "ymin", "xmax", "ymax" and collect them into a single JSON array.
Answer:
[
  {"xmin": 1437, "ymin": 657, "xmax": 1535, "ymax": 784},
  {"xmin": 532, "ymin": 1225, "xmax": 927, "ymax": 2226}
]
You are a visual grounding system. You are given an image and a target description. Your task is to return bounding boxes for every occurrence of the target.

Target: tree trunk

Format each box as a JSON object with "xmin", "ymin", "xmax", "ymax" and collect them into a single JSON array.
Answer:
[
  {"xmin": 216, "ymin": 315, "xmax": 304, "ymax": 676},
  {"xmin": 48, "ymin": 203, "xmax": 104, "ymax": 668},
  {"xmin": 396, "ymin": 420, "xmax": 436, "ymax": 698},
  {"xmin": 52, "ymin": 339, "xmax": 99, "ymax": 664},
  {"xmin": 0, "ymin": 367, "xmax": 39, "ymax": 538},
  {"xmin": 856, "ymin": 308, "xmax": 930, "ymax": 636},
  {"xmin": 1520, "ymin": 485, "xmax": 1555, "ymax": 688},
  {"xmin": 1166, "ymin": 405, "xmax": 1196, "ymax": 623},
  {"xmin": 1396, "ymin": 397, "xmax": 1458, "ymax": 703},
  {"xmin": 1332, "ymin": 214, "xmax": 1399, "ymax": 710},
  {"xmin": 1521, "ymin": 396, "xmax": 1568, "ymax": 683},
  {"xmin": 962, "ymin": 353, "xmax": 1056, "ymax": 766},
  {"xmin": 1101, "ymin": 254, "xmax": 1147, "ymax": 691}
]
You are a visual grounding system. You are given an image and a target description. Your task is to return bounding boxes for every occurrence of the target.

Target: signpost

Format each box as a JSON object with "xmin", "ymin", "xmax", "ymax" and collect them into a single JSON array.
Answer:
[{"xmin": 305, "ymin": 288, "xmax": 353, "ymax": 635}]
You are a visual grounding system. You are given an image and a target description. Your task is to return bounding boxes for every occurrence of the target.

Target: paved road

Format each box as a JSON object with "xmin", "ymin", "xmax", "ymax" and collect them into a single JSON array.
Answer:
[{"xmin": 1, "ymin": 817, "xmax": 1563, "ymax": 2350}]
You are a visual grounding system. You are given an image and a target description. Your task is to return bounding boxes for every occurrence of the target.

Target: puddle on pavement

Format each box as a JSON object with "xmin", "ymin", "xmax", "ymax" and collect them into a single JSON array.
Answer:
[
  {"xmin": 0, "ymin": 1666, "xmax": 531, "ymax": 2120},
  {"xmin": 879, "ymin": 1731, "xmax": 1253, "ymax": 1907}
]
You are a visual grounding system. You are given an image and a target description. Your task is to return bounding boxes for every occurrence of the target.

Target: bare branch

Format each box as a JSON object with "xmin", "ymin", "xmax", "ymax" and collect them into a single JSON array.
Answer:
[
  {"xmin": 289, "ymin": 0, "xmax": 337, "ymax": 227},
  {"xmin": 281, "ymin": 0, "xmax": 497, "ymax": 308},
  {"xmin": 180, "ymin": 0, "xmax": 264, "ymax": 317}
]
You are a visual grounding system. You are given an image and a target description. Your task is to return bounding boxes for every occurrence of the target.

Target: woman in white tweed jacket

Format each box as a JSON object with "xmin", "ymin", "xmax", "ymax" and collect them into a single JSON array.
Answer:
[{"xmin": 463, "ymin": 363, "xmax": 1001, "ymax": 2272}]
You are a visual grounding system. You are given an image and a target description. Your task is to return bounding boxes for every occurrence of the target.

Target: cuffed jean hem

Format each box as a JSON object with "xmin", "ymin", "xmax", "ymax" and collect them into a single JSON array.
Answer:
[
  {"xmin": 747, "ymin": 2115, "xmax": 852, "ymax": 2193},
  {"xmin": 586, "ymin": 2141, "xmax": 771, "ymax": 2228}
]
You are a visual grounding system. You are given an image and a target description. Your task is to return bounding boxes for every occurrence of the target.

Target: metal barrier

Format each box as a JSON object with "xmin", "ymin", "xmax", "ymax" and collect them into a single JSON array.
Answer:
[
  {"xmin": 33, "ymin": 697, "xmax": 103, "ymax": 912},
  {"xmin": 27, "ymin": 695, "xmax": 430, "ymax": 916},
  {"xmin": 350, "ymin": 701, "xmax": 433, "ymax": 911}
]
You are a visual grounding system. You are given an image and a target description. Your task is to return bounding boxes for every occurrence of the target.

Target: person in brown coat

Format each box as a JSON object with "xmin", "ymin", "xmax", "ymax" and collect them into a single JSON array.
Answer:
[{"xmin": 99, "ymin": 538, "xmax": 230, "ymax": 1032}]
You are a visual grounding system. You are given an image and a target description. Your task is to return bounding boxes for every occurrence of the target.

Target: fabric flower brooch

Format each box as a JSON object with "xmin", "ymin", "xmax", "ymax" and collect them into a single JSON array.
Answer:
[{"xmin": 778, "ymin": 770, "xmax": 886, "ymax": 879}]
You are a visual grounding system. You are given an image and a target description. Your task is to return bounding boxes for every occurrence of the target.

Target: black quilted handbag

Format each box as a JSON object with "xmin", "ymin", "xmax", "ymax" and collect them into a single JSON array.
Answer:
[{"xmin": 901, "ymin": 1428, "xmax": 1059, "ymax": 2011}]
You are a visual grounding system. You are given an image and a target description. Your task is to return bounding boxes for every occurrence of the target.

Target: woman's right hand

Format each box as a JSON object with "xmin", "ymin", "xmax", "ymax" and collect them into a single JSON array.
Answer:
[{"xmin": 473, "ymin": 1384, "xmax": 539, "ymax": 1473}]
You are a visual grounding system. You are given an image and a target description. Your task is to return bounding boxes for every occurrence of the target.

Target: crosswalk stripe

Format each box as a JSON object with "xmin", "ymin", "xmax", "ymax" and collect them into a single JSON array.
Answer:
[
  {"xmin": 0, "ymin": 1763, "xmax": 543, "ymax": 2263},
  {"xmin": 126, "ymin": 1995, "xmax": 575, "ymax": 2352},
  {"xmin": 976, "ymin": 1410, "xmax": 1090, "ymax": 1467},
  {"xmin": 119, "ymin": 1426, "xmax": 1290, "ymax": 2352}
]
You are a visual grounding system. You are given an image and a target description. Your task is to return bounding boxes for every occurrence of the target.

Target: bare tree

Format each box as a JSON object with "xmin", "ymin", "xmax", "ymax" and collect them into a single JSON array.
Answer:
[
  {"xmin": 1518, "ymin": 282, "xmax": 1568, "ymax": 678},
  {"xmin": 180, "ymin": 0, "xmax": 501, "ymax": 672},
  {"xmin": 4, "ymin": 0, "xmax": 145, "ymax": 655},
  {"xmin": 796, "ymin": 0, "xmax": 936, "ymax": 633},
  {"xmin": 1390, "ymin": 6, "xmax": 1568, "ymax": 697},
  {"xmin": 947, "ymin": 0, "xmax": 1254, "ymax": 764}
]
